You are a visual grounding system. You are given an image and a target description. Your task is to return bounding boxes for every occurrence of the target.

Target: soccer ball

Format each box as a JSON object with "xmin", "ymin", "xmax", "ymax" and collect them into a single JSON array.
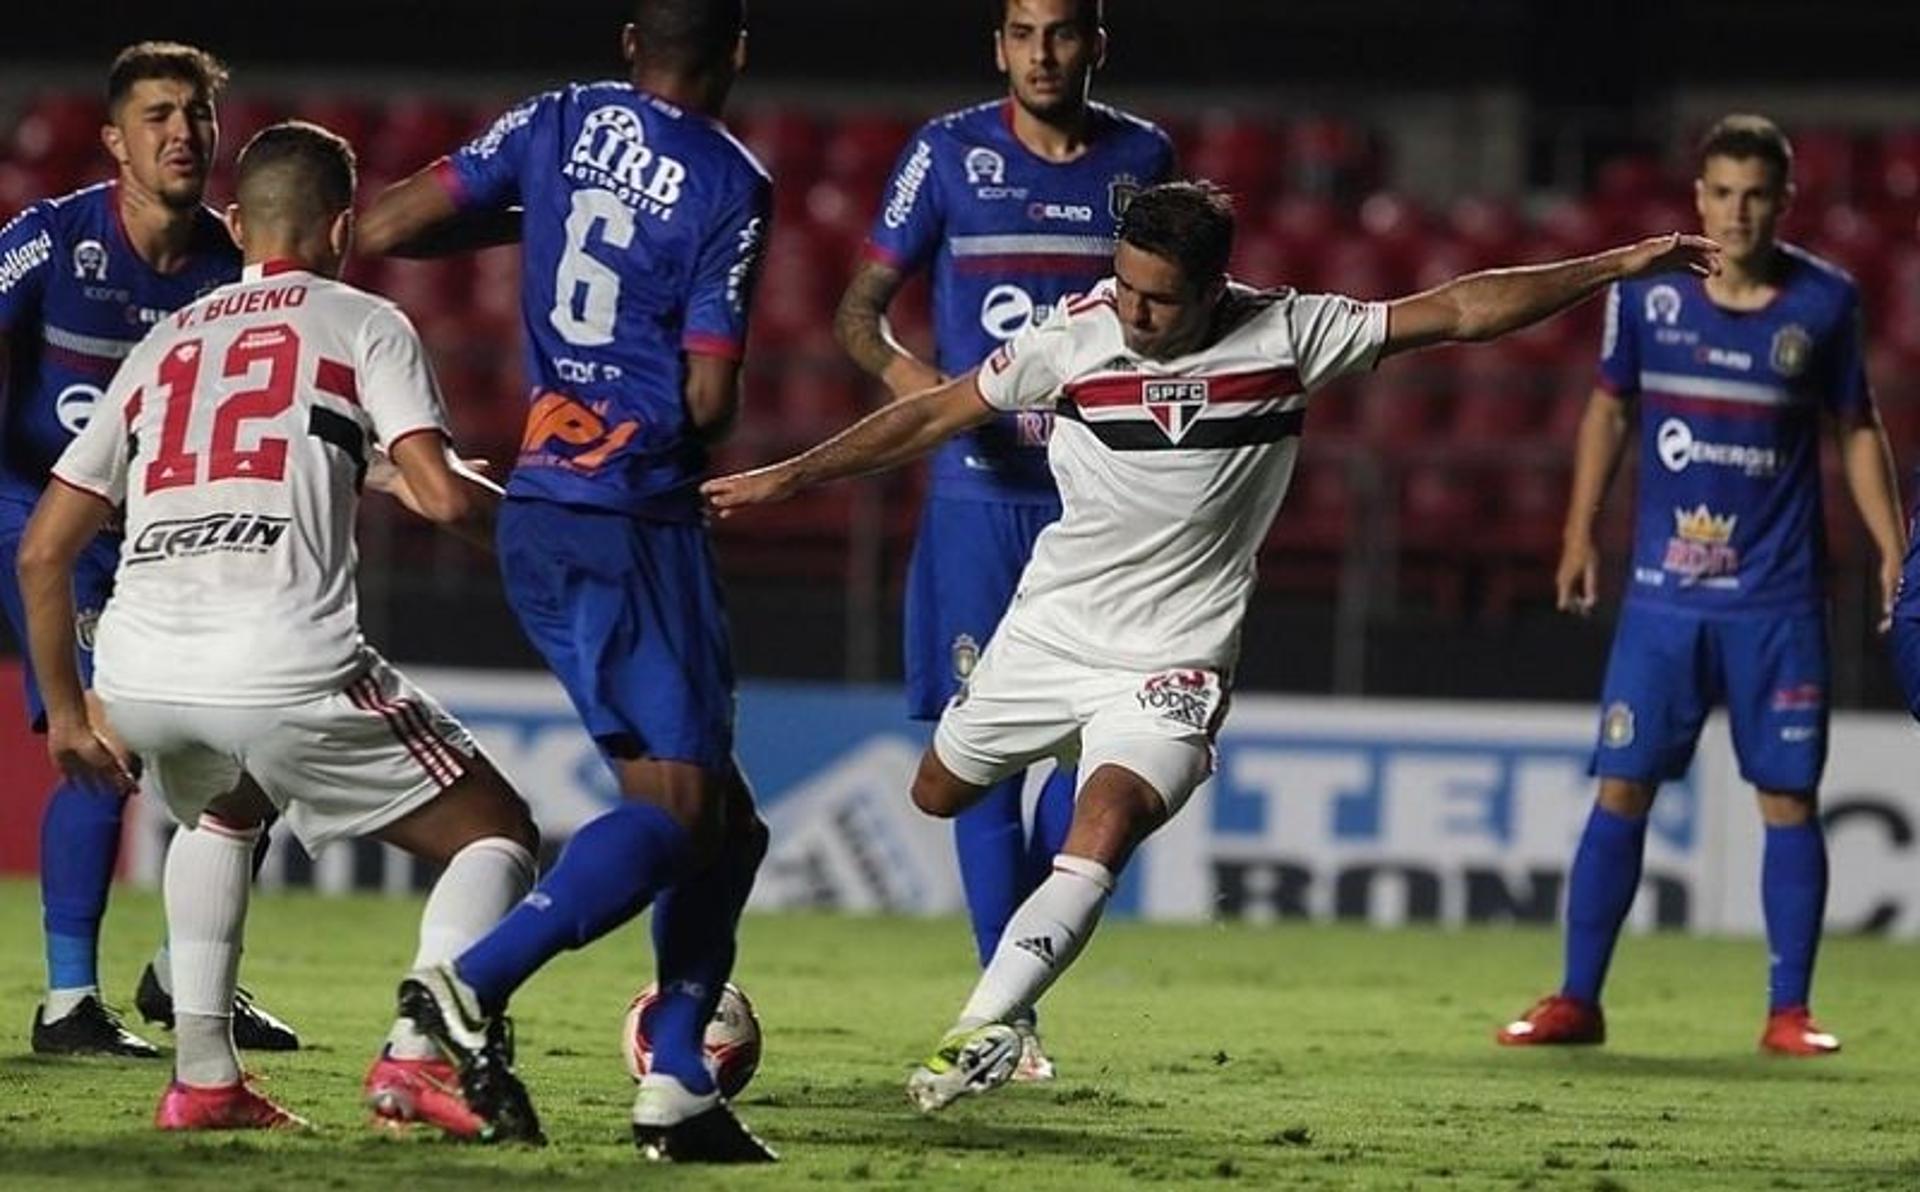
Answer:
[{"xmin": 622, "ymin": 981, "xmax": 762, "ymax": 1099}]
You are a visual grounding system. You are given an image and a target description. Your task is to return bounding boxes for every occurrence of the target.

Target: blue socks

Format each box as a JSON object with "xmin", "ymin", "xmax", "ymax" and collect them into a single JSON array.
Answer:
[
  {"xmin": 456, "ymin": 802, "xmax": 690, "ymax": 1012},
  {"xmin": 40, "ymin": 780, "xmax": 127, "ymax": 992},
  {"xmin": 954, "ymin": 776, "xmax": 1027, "ymax": 967},
  {"xmin": 1027, "ymin": 765, "xmax": 1076, "ymax": 886},
  {"xmin": 1762, "ymin": 819, "xmax": 1827, "ymax": 1011},
  {"xmin": 644, "ymin": 820, "xmax": 768, "ymax": 1094},
  {"xmin": 1560, "ymin": 804, "xmax": 1648, "ymax": 1006}
]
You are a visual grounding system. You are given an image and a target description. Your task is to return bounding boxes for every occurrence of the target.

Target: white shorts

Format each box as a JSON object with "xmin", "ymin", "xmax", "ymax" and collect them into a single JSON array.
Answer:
[
  {"xmin": 103, "ymin": 651, "xmax": 479, "ymax": 850},
  {"xmin": 931, "ymin": 630, "xmax": 1227, "ymax": 815}
]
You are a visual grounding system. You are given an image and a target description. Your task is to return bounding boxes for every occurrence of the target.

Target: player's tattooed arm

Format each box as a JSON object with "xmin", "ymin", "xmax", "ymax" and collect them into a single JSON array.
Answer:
[
  {"xmin": 358, "ymin": 167, "xmax": 522, "ymax": 259},
  {"xmin": 16, "ymin": 484, "xmax": 136, "ymax": 795},
  {"xmin": 1383, "ymin": 234, "xmax": 1723, "ymax": 357},
  {"xmin": 834, "ymin": 259, "xmax": 943, "ymax": 400},
  {"xmin": 703, "ymin": 372, "xmax": 994, "ymax": 514}
]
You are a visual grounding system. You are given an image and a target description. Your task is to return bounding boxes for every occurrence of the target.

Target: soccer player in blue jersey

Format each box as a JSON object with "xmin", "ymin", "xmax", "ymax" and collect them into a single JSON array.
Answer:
[
  {"xmin": 835, "ymin": 0, "xmax": 1172, "ymax": 1081},
  {"xmin": 358, "ymin": 0, "xmax": 775, "ymax": 1161},
  {"xmin": 1498, "ymin": 115, "xmax": 1904, "ymax": 1056},
  {"xmin": 0, "ymin": 41, "xmax": 297, "ymax": 1058}
]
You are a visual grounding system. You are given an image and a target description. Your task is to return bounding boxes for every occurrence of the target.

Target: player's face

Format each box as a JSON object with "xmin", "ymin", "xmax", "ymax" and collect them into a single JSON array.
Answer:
[
  {"xmin": 995, "ymin": 0, "xmax": 1105, "ymax": 120},
  {"xmin": 104, "ymin": 78, "xmax": 218, "ymax": 210},
  {"xmin": 1114, "ymin": 242, "xmax": 1221, "ymax": 361},
  {"xmin": 1694, "ymin": 155, "xmax": 1790, "ymax": 266}
]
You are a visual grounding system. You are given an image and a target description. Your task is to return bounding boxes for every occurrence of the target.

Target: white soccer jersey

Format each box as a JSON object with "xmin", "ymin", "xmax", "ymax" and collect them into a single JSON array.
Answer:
[
  {"xmin": 974, "ymin": 278, "xmax": 1387, "ymax": 673},
  {"xmin": 53, "ymin": 261, "xmax": 449, "ymax": 706}
]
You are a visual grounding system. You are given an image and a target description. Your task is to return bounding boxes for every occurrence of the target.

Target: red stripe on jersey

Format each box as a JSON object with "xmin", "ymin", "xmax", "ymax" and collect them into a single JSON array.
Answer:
[
  {"xmin": 49, "ymin": 473, "xmax": 115, "ymax": 508},
  {"xmin": 1066, "ymin": 292, "xmax": 1115, "ymax": 316},
  {"xmin": 1643, "ymin": 391, "xmax": 1801, "ymax": 422},
  {"xmin": 1063, "ymin": 365, "xmax": 1302, "ymax": 411},
  {"xmin": 350, "ymin": 676, "xmax": 461, "ymax": 786},
  {"xmin": 316, "ymin": 357, "xmax": 360, "ymax": 406},
  {"xmin": 954, "ymin": 254, "xmax": 1110, "ymax": 277},
  {"xmin": 124, "ymin": 388, "xmax": 143, "ymax": 426},
  {"xmin": 683, "ymin": 332, "xmax": 745, "ymax": 359}
]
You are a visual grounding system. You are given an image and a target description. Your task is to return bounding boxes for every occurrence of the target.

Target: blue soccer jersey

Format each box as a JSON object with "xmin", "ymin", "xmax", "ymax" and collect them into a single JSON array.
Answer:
[
  {"xmin": 865, "ymin": 100, "xmax": 1173, "ymax": 503},
  {"xmin": 1601, "ymin": 244, "xmax": 1870, "ymax": 616},
  {"xmin": 440, "ymin": 82, "xmax": 772, "ymax": 522},
  {"xmin": 0, "ymin": 183, "xmax": 238, "ymax": 510}
]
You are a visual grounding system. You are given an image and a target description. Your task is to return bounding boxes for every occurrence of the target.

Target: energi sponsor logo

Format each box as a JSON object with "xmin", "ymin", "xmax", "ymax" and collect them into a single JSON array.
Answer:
[{"xmin": 1655, "ymin": 418, "xmax": 1778, "ymax": 476}]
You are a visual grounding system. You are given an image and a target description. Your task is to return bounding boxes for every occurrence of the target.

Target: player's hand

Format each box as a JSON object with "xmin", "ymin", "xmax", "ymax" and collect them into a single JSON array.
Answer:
[
  {"xmin": 1556, "ymin": 535, "xmax": 1600, "ymax": 616},
  {"xmin": 1877, "ymin": 552, "xmax": 1901, "ymax": 634},
  {"xmin": 46, "ymin": 718, "xmax": 137, "ymax": 798},
  {"xmin": 367, "ymin": 451, "xmax": 490, "ymax": 517},
  {"xmin": 1619, "ymin": 233, "xmax": 1722, "ymax": 281},
  {"xmin": 701, "ymin": 464, "xmax": 801, "ymax": 518}
]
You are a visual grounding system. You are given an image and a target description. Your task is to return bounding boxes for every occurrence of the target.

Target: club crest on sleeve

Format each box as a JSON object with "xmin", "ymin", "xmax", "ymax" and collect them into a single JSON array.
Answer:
[
  {"xmin": 1602, "ymin": 701, "xmax": 1636, "ymax": 748},
  {"xmin": 951, "ymin": 633, "xmax": 980, "ymax": 682},
  {"xmin": 1142, "ymin": 378, "xmax": 1209, "ymax": 444}
]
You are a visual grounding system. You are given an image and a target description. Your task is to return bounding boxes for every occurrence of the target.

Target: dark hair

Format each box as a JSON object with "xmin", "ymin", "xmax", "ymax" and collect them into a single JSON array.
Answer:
[
  {"xmin": 106, "ymin": 42, "xmax": 228, "ymax": 115},
  {"xmin": 631, "ymin": 0, "xmax": 747, "ymax": 71},
  {"xmin": 990, "ymin": 0, "xmax": 1103, "ymax": 32},
  {"xmin": 1697, "ymin": 114, "xmax": 1793, "ymax": 186},
  {"xmin": 1117, "ymin": 182, "xmax": 1235, "ymax": 287},
  {"xmin": 235, "ymin": 121, "xmax": 358, "ymax": 224}
]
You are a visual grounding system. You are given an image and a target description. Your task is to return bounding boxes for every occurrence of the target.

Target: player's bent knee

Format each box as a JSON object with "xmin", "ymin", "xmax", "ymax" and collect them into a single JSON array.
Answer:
[
  {"xmin": 910, "ymin": 750, "xmax": 979, "ymax": 818},
  {"xmin": 1596, "ymin": 778, "xmax": 1657, "ymax": 819},
  {"xmin": 1757, "ymin": 789, "xmax": 1818, "ymax": 826}
]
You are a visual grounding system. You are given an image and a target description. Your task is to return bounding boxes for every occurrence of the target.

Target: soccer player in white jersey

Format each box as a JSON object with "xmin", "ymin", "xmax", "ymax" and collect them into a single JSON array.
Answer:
[
  {"xmin": 17, "ymin": 122, "xmax": 540, "ymax": 1135},
  {"xmin": 705, "ymin": 182, "xmax": 1719, "ymax": 1112}
]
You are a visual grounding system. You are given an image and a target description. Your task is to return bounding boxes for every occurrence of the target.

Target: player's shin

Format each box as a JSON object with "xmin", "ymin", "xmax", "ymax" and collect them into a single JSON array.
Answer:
[
  {"xmin": 387, "ymin": 837, "xmax": 537, "ymax": 1060},
  {"xmin": 1762, "ymin": 818, "xmax": 1829, "ymax": 1011},
  {"xmin": 145, "ymin": 815, "xmax": 275, "ymax": 1000},
  {"xmin": 163, "ymin": 822, "xmax": 260, "ymax": 1088},
  {"xmin": 1561, "ymin": 803, "xmax": 1647, "ymax": 1005},
  {"xmin": 40, "ymin": 779, "xmax": 127, "ymax": 1011},
  {"xmin": 454, "ymin": 803, "xmax": 691, "ymax": 1012},
  {"xmin": 956, "ymin": 854, "xmax": 1114, "ymax": 1029},
  {"xmin": 646, "ymin": 817, "xmax": 768, "ymax": 1096}
]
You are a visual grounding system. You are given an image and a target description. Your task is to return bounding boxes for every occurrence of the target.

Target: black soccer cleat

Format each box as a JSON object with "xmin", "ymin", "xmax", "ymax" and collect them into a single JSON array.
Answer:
[
  {"xmin": 31, "ymin": 996, "xmax": 162, "ymax": 1058},
  {"xmin": 135, "ymin": 963, "xmax": 302, "ymax": 1051},
  {"xmin": 397, "ymin": 966, "xmax": 545, "ymax": 1145},
  {"xmin": 632, "ymin": 1101, "xmax": 778, "ymax": 1164}
]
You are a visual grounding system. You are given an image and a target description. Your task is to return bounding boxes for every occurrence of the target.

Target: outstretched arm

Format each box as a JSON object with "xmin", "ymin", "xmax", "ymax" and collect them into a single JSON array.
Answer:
[
  {"xmin": 358, "ymin": 166, "xmax": 522, "ymax": 259},
  {"xmin": 703, "ymin": 372, "xmax": 995, "ymax": 515},
  {"xmin": 834, "ymin": 258, "xmax": 943, "ymax": 400},
  {"xmin": 1383, "ymin": 234, "xmax": 1721, "ymax": 359},
  {"xmin": 367, "ymin": 432, "xmax": 503, "ymax": 550}
]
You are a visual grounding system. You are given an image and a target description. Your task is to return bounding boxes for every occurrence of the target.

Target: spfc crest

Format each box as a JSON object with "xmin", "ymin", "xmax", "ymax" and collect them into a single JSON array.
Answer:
[
  {"xmin": 1108, "ymin": 172, "xmax": 1142, "ymax": 219},
  {"xmin": 1142, "ymin": 378, "xmax": 1208, "ymax": 443},
  {"xmin": 1770, "ymin": 324, "xmax": 1812, "ymax": 378}
]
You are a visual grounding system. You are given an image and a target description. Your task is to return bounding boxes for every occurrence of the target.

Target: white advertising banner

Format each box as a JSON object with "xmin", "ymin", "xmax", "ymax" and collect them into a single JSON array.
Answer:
[{"xmin": 124, "ymin": 670, "xmax": 1920, "ymax": 937}]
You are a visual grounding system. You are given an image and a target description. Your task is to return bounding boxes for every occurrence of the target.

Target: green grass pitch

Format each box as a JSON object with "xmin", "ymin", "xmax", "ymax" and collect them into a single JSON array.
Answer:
[{"xmin": 0, "ymin": 879, "xmax": 1915, "ymax": 1190}]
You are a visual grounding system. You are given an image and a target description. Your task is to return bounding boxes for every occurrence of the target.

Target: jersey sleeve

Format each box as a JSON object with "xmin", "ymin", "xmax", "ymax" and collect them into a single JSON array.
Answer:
[
  {"xmin": 50, "ymin": 352, "xmax": 137, "ymax": 505},
  {"xmin": 1286, "ymin": 293, "xmax": 1389, "ymax": 390},
  {"xmin": 683, "ymin": 171, "xmax": 773, "ymax": 359},
  {"xmin": 1821, "ymin": 287, "xmax": 1872, "ymax": 418},
  {"xmin": 862, "ymin": 130, "xmax": 944, "ymax": 273},
  {"xmin": 356, "ymin": 304, "xmax": 451, "ymax": 449},
  {"xmin": 1145, "ymin": 126, "xmax": 1178, "ymax": 184},
  {"xmin": 1596, "ymin": 282, "xmax": 1639, "ymax": 397},
  {"xmin": 975, "ymin": 294, "xmax": 1078, "ymax": 411},
  {"xmin": 437, "ymin": 93, "xmax": 547, "ymax": 213},
  {"xmin": 0, "ymin": 205, "xmax": 56, "ymax": 333}
]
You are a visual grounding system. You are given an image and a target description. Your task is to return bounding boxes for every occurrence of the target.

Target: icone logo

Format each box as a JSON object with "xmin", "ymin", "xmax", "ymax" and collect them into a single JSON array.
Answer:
[
  {"xmin": 1655, "ymin": 418, "xmax": 1778, "ymax": 476},
  {"xmin": 883, "ymin": 140, "xmax": 933, "ymax": 230},
  {"xmin": 1028, "ymin": 201, "xmax": 1094, "ymax": 223},
  {"xmin": 562, "ymin": 105, "xmax": 687, "ymax": 220},
  {"xmin": 979, "ymin": 284, "xmax": 1035, "ymax": 341},
  {"xmin": 55, "ymin": 384, "xmax": 101, "ymax": 435}
]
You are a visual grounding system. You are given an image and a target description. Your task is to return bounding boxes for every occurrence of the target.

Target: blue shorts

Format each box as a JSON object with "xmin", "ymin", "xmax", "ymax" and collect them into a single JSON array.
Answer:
[
  {"xmin": 0, "ymin": 498, "xmax": 119, "ymax": 731},
  {"xmin": 1591, "ymin": 604, "xmax": 1828, "ymax": 793},
  {"xmin": 904, "ymin": 495, "xmax": 1061, "ymax": 721},
  {"xmin": 498, "ymin": 498, "xmax": 734, "ymax": 772},
  {"xmin": 1888, "ymin": 617, "xmax": 1920, "ymax": 721}
]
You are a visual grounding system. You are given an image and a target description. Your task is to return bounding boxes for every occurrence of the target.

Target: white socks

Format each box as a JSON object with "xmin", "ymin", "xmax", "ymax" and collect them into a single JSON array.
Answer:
[
  {"xmin": 165, "ymin": 822, "xmax": 260, "ymax": 1088},
  {"xmin": 44, "ymin": 987, "xmax": 95, "ymax": 1020},
  {"xmin": 385, "ymin": 837, "xmax": 537, "ymax": 1060},
  {"xmin": 958, "ymin": 855, "xmax": 1114, "ymax": 1030}
]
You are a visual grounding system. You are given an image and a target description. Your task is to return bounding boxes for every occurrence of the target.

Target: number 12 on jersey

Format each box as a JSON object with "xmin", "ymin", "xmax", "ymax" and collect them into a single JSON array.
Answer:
[{"xmin": 142, "ymin": 323, "xmax": 301, "ymax": 492}]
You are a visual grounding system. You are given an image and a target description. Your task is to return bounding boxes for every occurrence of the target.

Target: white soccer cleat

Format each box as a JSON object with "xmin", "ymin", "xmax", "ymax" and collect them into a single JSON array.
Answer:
[
  {"xmin": 1010, "ymin": 1020, "xmax": 1056, "ymax": 1083},
  {"xmin": 906, "ymin": 1023, "xmax": 1021, "ymax": 1114}
]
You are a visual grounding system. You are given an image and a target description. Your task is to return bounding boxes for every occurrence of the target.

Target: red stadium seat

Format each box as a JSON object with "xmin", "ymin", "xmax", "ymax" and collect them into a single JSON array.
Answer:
[{"xmin": 824, "ymin": 115, "xmax": 914, "ymax": 190}]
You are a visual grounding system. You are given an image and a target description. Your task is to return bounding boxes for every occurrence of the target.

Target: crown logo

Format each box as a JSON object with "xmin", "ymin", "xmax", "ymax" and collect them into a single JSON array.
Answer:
[{"xmin": 1673, "ymin": 504, "xmax": 1736, "ymax": 544}]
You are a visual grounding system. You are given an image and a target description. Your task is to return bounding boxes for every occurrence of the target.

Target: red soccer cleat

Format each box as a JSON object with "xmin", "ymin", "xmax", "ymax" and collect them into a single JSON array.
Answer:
[
  {"xmin": 364, "ymin": 1050, "xmax": 486, "ymax": 1138},
  {"xmin": 154, "ymin": 1079, "xmax": 310, "ymax": 1131},
  {"xmin": 1496, "ymin": 995, "xmax": 1606, "ymax": 1046},
  {"xmin": 1760, "ymin": 1007, "xmax": 1841, "ymax": 1057}
]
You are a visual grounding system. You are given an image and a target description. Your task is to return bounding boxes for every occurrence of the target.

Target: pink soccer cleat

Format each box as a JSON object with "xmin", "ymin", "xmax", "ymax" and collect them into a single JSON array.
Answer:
[
  {"xmin": 364, "ymin": 1049, "xmax": 486, "ymax": 1138},
  {"xmin": 154, "ymin": 1079, "xmax": 310, "ymax": 1131}
]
